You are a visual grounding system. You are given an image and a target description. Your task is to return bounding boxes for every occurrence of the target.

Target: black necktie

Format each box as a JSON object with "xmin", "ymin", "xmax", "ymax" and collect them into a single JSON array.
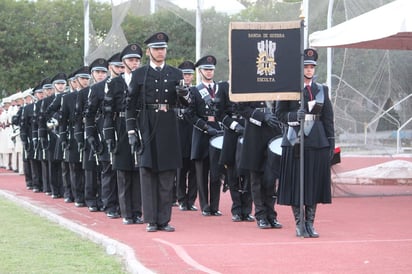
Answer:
[
  {"xmin": 208, "ymin": 84, "xmax": 214, "ymax": 98},
  {"xmin": 156, "ymin": 66, "xmax": 161, "ymax": 72}
]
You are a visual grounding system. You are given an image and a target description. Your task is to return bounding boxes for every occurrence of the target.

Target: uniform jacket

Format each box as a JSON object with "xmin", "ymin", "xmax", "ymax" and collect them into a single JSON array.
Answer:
[
  {"xmin": 126, "ymin": 64, "xmax": 184, "ymax": 171},
  {"xmin": 46, "ymin": 92, "xmax": 66, "ymax": 161},
  {"xmin": 215, "ymin": 81, "xmax": 243, "ymax": 166},
  {"xmin": 20, "ymin": 103, "xmax": 35, "ymax": 159},
  {"xmin": 85, "ymin": 79, "xmax": 110, "ymax": 162},
  {"xmin": 60, "ymin": 91, "xmax": 81, "ymax": 163},
  {"xmin": 275, "ymin": 82, "xmax": 334, "ymax": 149},
  {"xmin": 186, "ymin": 81, "xmax": 224, "ymax": 160},
  {"xmin": 75, "ymin": 86, "xmax": 97, "ymax": 170},
  {"xmin": 238, "ymin": 101, "xmax": 282, "ymax": 172},
  {"xmin": 103, "ymin": 74, "xmax": 135, "ymax": 171}
]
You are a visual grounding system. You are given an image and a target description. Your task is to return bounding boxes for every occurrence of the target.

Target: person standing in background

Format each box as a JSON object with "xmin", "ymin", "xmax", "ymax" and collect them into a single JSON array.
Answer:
[{"xmin": 175, "ymin": 60, "xmax": 197, "ymax": 212}]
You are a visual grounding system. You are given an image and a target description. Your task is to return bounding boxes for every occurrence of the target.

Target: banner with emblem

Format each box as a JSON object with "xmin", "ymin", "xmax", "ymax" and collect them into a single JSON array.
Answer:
[{"xmin": 229, "ymin": 21, "xmax": 302, "ymax": 102}]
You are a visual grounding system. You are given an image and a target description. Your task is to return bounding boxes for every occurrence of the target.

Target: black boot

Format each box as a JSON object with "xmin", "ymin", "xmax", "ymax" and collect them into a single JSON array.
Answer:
[
  {"xmin": 305, "ymin": 205, "xmax": 319, "ymax": 238},
  {"xmin": 292, "ymin": 206, "xmax": 309, "ymax": 238}
]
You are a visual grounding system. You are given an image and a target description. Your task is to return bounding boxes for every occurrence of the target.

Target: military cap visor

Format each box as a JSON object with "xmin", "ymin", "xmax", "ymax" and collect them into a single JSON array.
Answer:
[
  {"xmin": 195, "ymin": 55, "xmax": 217, "ymax": 70},
  {"xmin": 42, "ymin": 84, "xmax": 53, "ymax": 89},
  {"xmin": 91, "ymin": 66, "xmax": 108, "ymax": 72},
  {"xmin": 144, "ymin": 32, "xmax": 169, "ymax": 48},
  {"xmin": 178, "ymin": 61, "xmax": 195, "ymax": 74},
  {"xmin": 181, "ymin": 69, "xmax": 195, "ymax": 74},
  {"xmin": 122, "ymin": 53, "xmax": 141, "ymax": 60},
  {"xmin": 53, "ymin": 79, "xmax": 67, "ymax": 84},
  {"xmin": 109, "ymin": 61, "xmax": 124, "ymax": 67},
  {"xmin": 75, "ymin": 73, "xmax": 91, "ymax": 79},
  {"xmin": 303, "ymin": 48, "xmax": 318, "ymax": 66}
]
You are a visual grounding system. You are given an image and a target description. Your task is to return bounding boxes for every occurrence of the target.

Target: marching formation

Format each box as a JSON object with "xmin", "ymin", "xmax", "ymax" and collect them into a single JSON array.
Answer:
[{"xmin": 2, "ymin": 31, "xmax": 334, "ymax": 237}]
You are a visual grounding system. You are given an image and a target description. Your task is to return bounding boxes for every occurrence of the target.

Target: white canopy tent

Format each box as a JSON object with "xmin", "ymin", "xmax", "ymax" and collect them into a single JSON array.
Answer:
[{"xmin": 309, "ymin": 0, "xmax": 412, "ymax": 50}]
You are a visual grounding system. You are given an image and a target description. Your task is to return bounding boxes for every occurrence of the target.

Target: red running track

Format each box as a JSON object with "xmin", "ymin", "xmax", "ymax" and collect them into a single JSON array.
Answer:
[{"xmin": 1, "ymin": 165, "xmax": 412, "ymax": 273}]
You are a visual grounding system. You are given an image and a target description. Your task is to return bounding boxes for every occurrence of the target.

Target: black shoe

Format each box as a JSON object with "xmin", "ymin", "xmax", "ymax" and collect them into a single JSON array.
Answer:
[
  {"xmin": 211, "ymin": 211, "xmax": 222, "ymax": 216},
  {"xmin": 146, "ymin": 223, "xmax": 158, "ymax": 232},
  {"xmin": 187, "ymin": 205, "xmax": 198, "ymax": 211},
  {"xmin": 268, "ymin": 219, "xmax": 283, "ymax": 229},
  {"xmin": 26, "ymin": 186, "xmax": 33, "ymax": 190},
  {"xmin": 75, "ymin": 202, "xmax": 85, "ymax": 207},
  {"xmin": 122, "ymin": 218, "xmax": 134, "ymax": 225},
  {"xmin": 45, "ymin": 192, "xmax": 52, "ymax": 196},
  {"xmin": 257, "ymin": 219, "xmax": 271, "ymax": 229},
  {"xmin": 172, "ymin": 201, "xmax": 179, "ymax": 207},
  {"xmin": 106, "ymin": 211, "xmax": 121, "ymax": 219},
  {"xmin": 178, "ymin": 203, "xmax": 187, "ymax": 211},
  {"xmin": 51, "ymin": 194, "xmax": 62, "ymax": 199},
  {"xmin": 88, "ymin": 206, "xmax": 99, "ymax": 212},
  {"xmin": 133, "ymin": 216, "xmax": 144, "ymax": 224},
  {"xmin": 64, "ymin": 197, "xmax": 73, "ymax": 203},
  {"xmin": 232, "ymin": 214, "xmax": 242, "ymax": 222},
  {"xmin": 158, "ymin": 224, "xmax": 175, "ymax": 232},
  {"xmin": 242, "ymin": 214, "xmax": 255, "ymax": 222},
  {"xmin": 33, "ymin": 188, "xmax": 41, "ymax": 193},
  {"xmin": 202, "ymin": 211, "xmax": 211, "ymax": 216}
]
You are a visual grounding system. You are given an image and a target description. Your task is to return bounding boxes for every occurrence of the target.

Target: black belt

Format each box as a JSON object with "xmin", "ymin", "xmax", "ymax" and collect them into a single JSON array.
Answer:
[
  {"xmin": 255, "ymin": 108, "xmax": 272, "ymax": 114},
  {"xmin": 146, "ymin": 104, "xmax": 172, "ymax": 111},
  {"xmin": 115, "ymin": 112, "xmax": 125, "ymax": 117},
  {"xmin": 231, "ymin": 115, "xmax": 243, "ymax": 119}
]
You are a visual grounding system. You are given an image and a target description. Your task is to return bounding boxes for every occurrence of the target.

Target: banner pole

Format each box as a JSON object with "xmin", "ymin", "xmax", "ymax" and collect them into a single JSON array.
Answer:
[{"xmin": 299, "ymin": 18, "xmax": 306, "ymax": 237}]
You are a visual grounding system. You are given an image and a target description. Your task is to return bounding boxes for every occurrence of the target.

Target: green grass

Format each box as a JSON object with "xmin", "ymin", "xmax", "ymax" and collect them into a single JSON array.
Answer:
[{"xmin": 0, "ymin": 197, "xmax": 128, "ymax": 274}]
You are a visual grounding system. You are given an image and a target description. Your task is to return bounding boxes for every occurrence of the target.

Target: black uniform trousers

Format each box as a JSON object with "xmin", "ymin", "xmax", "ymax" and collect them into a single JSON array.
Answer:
[
  {"xmin": 100, "ymin": 161, "xmax": 118, "ymax": 213},
  {"xmin": 29, "ymin": 159, "xmax": 42, "ymax": 190},
  {"xmin": 49, "ymin": 160, "xmax": 62, "ymax": 197},
  {"xmin": 41, "ymin": 160, "xmax": 50, "ymax": 193},
  {"xmin": 195, "ymin": 156, "xmax": 221, "ymax": 213},
  {"xmin": 61, "ymin": 161, "xmax": 72, "ymax": 200},
  {"xmin": 23, "ymin": 158, "xmax": 32, "ymax": 188},
  {"xmin": 176, "ymin": 157, "xmax": 197, "ymax": 208},
  {"xmin": 250, "ymin": 170, "xmax": 277, "ymax": 221},
  {"xmin": 69, "ymin": 162, "xmax": 84, "ymax": 204},
  {"xmin": 226, "ymin": 165, "xmax": 252, "ymax": 216},
  {"xmin": 84, "ymin": 169, "xmax": 101, "ymax": 208},
  {"xmin": 117, "ymin": 169, "xmax": 141, "ymax": 219},
  {"xmin": 140, "ymin": 167, "xmax": 175, "ymax": 226}
]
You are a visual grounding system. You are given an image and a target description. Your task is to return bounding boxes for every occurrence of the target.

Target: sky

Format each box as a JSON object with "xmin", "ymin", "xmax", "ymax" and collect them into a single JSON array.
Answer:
[{"xmin": 99, "ymin": 0, "xmax": 246, "ymax": 15}]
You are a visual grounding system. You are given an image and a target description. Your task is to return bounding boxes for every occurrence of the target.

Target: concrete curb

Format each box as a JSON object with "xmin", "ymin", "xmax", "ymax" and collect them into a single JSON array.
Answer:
[{"xmin": 0, "ymin": 189, "xmax": 154, "ymax": 274}]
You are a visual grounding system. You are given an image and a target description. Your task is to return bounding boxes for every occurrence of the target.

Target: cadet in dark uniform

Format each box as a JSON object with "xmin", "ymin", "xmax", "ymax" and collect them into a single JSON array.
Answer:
[
  {"xmin": 238, "ymin": 101, "xmax": 283, "ymax": 229},
  {"xmin": 103, "ymin": 45, "xmax": 143, "ymax": 223},
  {"xmin": 38, "ymin": 78, "xmax": 53, "ymax": 195},
  {"xmin": 39, "ymin": 72, "xmax": 67, "ymax": 198},
  {"xmin": 81, "ymin": 58, "xmax": 108, "ymax": 212},
  {"xmin": 176, "ymin": 60, "xmax": 197, "ymax": 211},
  {"xmin": 215, "ymin": 81, "xmax": 254, "ymax": 222},
  {"xmin": 74, "ymin": 63, "xmax": 105, "ymax": 209},
  {"xmin": 60, "ymin": 66, "xmax": 89, "ymax": 206},
  {"xmin": 126, "ymin": 32, "xmax": 188, "ymax": 232},
  {"xmin": 31, "ymin": 84, "xmax": 46, "ymax": 193},
  {"xmin": 276, "ymin": 48, "xmax": 334, "ymax": 238},
  {"xmin": 46, "ymin": 72, "xmax": 71, "ymax": 200},
  {"xmin": 186, "ymin": 55, "xmax": 224, "ymax": 217},
  {"xmin": 19, "ymin": 89, "xmax": 37, "ymax": 190},
  {"xmin": 85, "ymin": 55, "xmax": 122, "ymax": 217}
]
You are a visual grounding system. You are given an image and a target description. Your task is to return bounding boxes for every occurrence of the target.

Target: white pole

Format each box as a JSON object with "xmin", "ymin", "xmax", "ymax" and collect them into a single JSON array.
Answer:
[
  {"xmin": 303, "ymin": 0, "xmax": 309, "ymax": 48},
  {"xmin": 84, "ymin": 0, "xmax": 89, "ymax": 65},
  {"xmin": 326, "ymin": 0, "xmax": 334, "ymax": 91},
  {"xmin": 150, "ymin": 0, "xmax": 155, "ymax": 14},
  {"xmin": 196, "ymin": 0, "xmax": 202, "ymax": 84}
]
